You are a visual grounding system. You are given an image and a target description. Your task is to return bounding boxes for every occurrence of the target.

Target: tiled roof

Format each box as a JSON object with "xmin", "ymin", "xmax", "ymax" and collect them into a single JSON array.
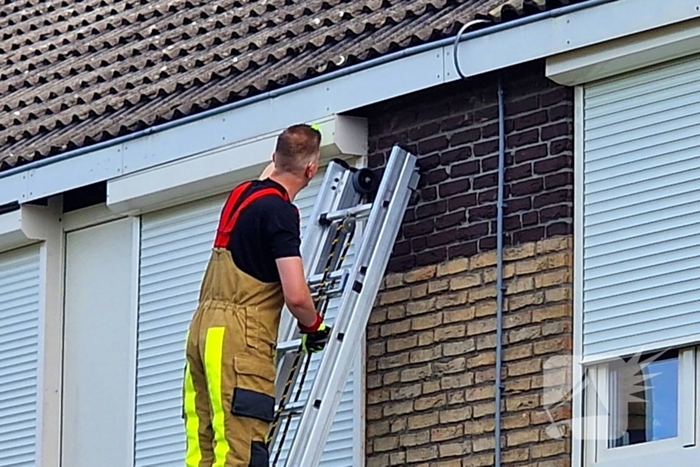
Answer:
[{"xmin": 0, "ymin": 0, "xmax": 587, "ymax": 171}]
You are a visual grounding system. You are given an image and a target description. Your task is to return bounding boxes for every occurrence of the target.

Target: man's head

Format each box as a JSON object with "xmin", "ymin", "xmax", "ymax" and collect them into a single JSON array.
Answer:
[{"xmin": 272, "ymin": 124, "xmax": 322, "ymax": 187}]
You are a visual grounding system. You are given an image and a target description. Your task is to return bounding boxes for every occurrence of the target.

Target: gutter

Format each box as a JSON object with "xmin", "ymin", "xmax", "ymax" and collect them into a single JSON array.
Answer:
[{"xmin": 0, "ymin": 0, "xmax": 618, "ymax": 181}]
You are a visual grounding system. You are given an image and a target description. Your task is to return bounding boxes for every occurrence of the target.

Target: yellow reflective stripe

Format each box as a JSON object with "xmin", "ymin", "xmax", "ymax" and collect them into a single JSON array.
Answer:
[
  {"xmin": 184, "ymin": 362, "xmax": 202, "ymax": 467},
  {"xmin": 205, "ymin": 327, "xmax": 229, "ymax": 466}
]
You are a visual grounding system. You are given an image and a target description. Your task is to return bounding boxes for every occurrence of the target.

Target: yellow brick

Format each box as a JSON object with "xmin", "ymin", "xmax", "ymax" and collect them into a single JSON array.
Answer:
[
  {"xmin": 433, "ymin": 459, "xmax": 462, "ymax": 467},
  {"xmin": 537, "ymin": 236, "xmax": 571, "ymax": 253},
  {"xmin": 410, "ymin": 346, "xmax": 442, "ymax": 364},
  {"xmin": 408, "ymin": 412, "xmax": 439, "ymax": 429},
  {"xmin": 373, "ymin": 435, "xmax": 399, "ymax": 452},
  {"xmin": 450, "ymin": 273, "xmax": 482, "ymax": 290},
  {"xmin": 508, "ymin": 325, "xmax": 541, "ymax": 343},
  {"xmin": 443, "ymin": 338, "xmax": 476, "ymax": 356},
  {"xmin": 439, "ymin": 406, "xmax": 472, "ymax": 424},
  {"xmin": 367, "ymin": 342, "xmax": 385, "ymax": 357},
  {"xmin": 437, "ymin": 258, "xmax": 469, "ymax": 277},
  {"xmin": 468, "ymin": 351, "xmax": 496, "ymax": 369},
  {"xmin": 415, "ymin": 393, "xmax": 447, "ymax": 411},
  {"xmin": 475, "ymin": 368, "xmax": 496, "ymax": 384},
  {"xmin": 504, "ymin": 310, "xmax": 532, "ymax": 329},
  {"xmin": 471, "ymin": 251, "xmax": 497, "ymax": 269},
  {"xmin": 387, "ymin": 335, "xmax": 417, "ymax": 353},
  {"xmin": 508, "ymin": 358, "xmax": 542, "ymax": 376},
  {"xmin": 434, "ymin": 357, "xmax": 466, "ymax": 374},
  {"xmin": 384, "ymin": 272, "xmax": 404, "ymax": 288},
  {"xmin": 467, "ymin": 318, "xmax": 496, "ymax": 336},
  {"xmin": 502, "ymin": 412, "xmax": 531, "ymax": 430},
  {"xmin": 506, "ymin": 276, "xmax": 534, "ymax": 294},
  {"xmin": 367, "ymin": 374, "xmax": 382, "ymax": 389},
  {"xmin": 390, "ymin": 384, "xmax": 422, "ymax": 401},
  {"xmin": 391, "ymin": 418, "xmax": 407, "ymax": 432},
  {"xmin": 405, "ymin": 446, "xmax": 438, "ymax": 463},
  {"xmin": 367, "ymin": 421, "xmax": 390, "ymax": 438},
  {"xmin": 387, "ymin": 305, "xmax": 406, "ymax": 320},
  {"xmin": 476, "ymin": 334, "xmax": 496, "ymax": 350},
  {"xmin": 432, "ymin": 425, "xmax": 464, "ymax": 442},
  {"xmin": 443, "ymin": 306, "xmax": 476, "ymax": 324},
  {"xmin": 436, "ymin": 291, "xmax": 469, "ymax": 309},
  {"xmin": 412, "ymin": 313, "xmax": 442, "ymax": 330},
  {"xmin": 367, "ymin": 454, "xmax": 389, "ymax": 467},
  {"xmin": 533, "ymin": 304, "xmax": 572, "ymax": 322},
  {"xmin": 389, "ymin": 452, "xmax": 405, "ymax": 465},
  {"xmin": 506, "ymin": 394, "xmax": 540, "ymax": 412},
  {"xmin": 404, "ymin": 265, "xmax": 437, "ymax": 283},
  {"xmin": 532, "ymin": 405, "xmax": 570, "ymax": 426},
  {"xmin": 423, "ymin": 380, "xmax": 441, "ymax": 394},
  {"xmin": 447, "ymin": 390, "xmax": 466, "ymax": 405},
  {"xmin": 466, "ymin": 385, "xmax": 494, "ymax": 401},
  {"xmin": 548, "ymin": 251, "xmax": 572, "ymax": 269},
  {"xmin": 442, "ymin": 373, "xmax": 474, "ymax": 389},
  {"xmin": 475, "ymin": 300, "xmax": 497, "ymax": 317},
  {"xmin": 515, "ymin": 257, "xmax": 548, "ymax": 275},
  {"xmin": 378, "ymin": 352, "xmax": 410, "ymax": 370},
  {"xmin": 463, "ymin": 453, "xmax": 495, "ymax": 467},
  {"xmin": 545, "ymin": 286, "xmax": 572, "ymax": 303},
  {"xmin": 434, "ymin": 323, "xmax": 466, "ymax": 341},
  {"xmin": 428, "ymin": 278, "xmax": 449, "ymax": 294},
  {"xmin": 367, "ymin": 405, "xmax": 383, "ymax": 420},
  {"xmin": 383, "ymin": 400, "xmax": 413, "ymax": 416},
  {"xmin": 484, "ymin": 264, "xmax": 515, "ymax": 282},
  {"xmin": 504, "ymin": 242, "xmax": 536, "ymax": 261},
  {"xmin": 532, "ymin": 441, "xmax": 567, "ymax": 459},
  {"xmin": 472, "ymin": 436, "xmax": 495, "ymax": 452},
  {"xmin": 505, "ymin": 377, "xmax": 531, "ymax": 392},
  {"xmin": 380, "ymin": 320, "xmax": 410, "ymax": 337},
  {"xmin": 383, "ymin": 371, "xmax": 400, "ymax": 386},
  {"xmin": 439, "ymin": 440, "xmax": 472, "ymax": 457},
  {"xmin": 411, "ymin": 283, "xmax": 428, "ymax": 299},
  {"xmin": 465, "ymin": 417, "xmax": 494, "ymax": 434},
  {"xmin": 380, "ymin": 287, "xmax": 411, "ymax": 305},
  {"xmin": 367, "ymin": 325, "xmax": 380, "ymax": 340},
  {"xmin": 534, "ymin": 336, "xmax": 572, "ymax": 355},
  {"xmin": 400, "ymin": 430, "xmax": 430, "ymax": 447},
  {"xmin": 507, "ymin": 292, "xmax": 545, "ymax": 311},
  {"xmin": 367, "ymin": 388, "xmax": 390, "ymax": 405},
  {"xmin": 401, "ymin": 364, "xmax": 433, "ymax": 382},
  {"xmin": 507, "ymin": 428, "xmax": 540, "ymax": 446},
  {"xmin": 369, "ymin": 308, "xmax": 387, "ymax": 324},
  {"xmin": 503, "ymin": 343, "xmax": 533, "ymax": 361},
  {"xmin": 535, "ymin": 270, "xmax": 571, "ymax": 289},
  {"xmin": 418, "ymin": 330, "xmax": 435, "ymax": 346},
  {"xmin": 502, "ymin": 448, "xmax": 530, "ymax": 463},
  {"xmin": 406, "ymin": 298, "xmax": 437, "ymax": 316},
  {"xmin": 469, "ymin": 286, "xmax": 497, "ymax": 302},
  {"xmin": 542, "ymin": 320, "xmax": 570, "ymax": 336}
]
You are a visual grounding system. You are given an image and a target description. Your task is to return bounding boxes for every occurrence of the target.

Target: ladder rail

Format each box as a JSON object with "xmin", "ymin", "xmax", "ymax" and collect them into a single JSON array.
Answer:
[{"xmin": 284, "ymin": 146, "xmax": 419, "ymax": 467}]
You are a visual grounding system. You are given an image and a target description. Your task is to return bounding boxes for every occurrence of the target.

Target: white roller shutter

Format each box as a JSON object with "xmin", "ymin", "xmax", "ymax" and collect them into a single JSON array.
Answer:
[
  {"xmin": 134, "ymin": 166, "xmax": 362, "ymax": 465},
  {"xmin": 582, "ymin": 54, "xmax": 700, "ymax": 361},
  {"xmin": 0, "ymin": 245, "xmax": 40, "ymax": 467}
]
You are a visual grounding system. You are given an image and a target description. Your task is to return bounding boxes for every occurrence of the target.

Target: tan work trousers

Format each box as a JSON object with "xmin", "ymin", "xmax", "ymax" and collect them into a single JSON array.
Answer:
[{"xmin": 183, "ymin": 248, "xmax": 285, "ymax": 467}]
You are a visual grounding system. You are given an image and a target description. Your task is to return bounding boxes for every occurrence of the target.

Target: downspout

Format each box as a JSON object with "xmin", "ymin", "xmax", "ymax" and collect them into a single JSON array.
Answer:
[{"xmin": 454, "ymin": 19, "xmax": 506, "ymax": 467}]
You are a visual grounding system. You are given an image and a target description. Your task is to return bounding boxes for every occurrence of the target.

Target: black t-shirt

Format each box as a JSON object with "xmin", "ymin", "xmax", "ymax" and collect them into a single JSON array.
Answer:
[{"xmin": 228, "ymin": 179, "xmax": 302, "ymax": 283}]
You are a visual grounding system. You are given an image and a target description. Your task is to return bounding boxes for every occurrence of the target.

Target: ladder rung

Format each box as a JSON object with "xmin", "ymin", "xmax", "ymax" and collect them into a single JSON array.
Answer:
[
  {"xmin": 276, "ymin": 400, "xmax": 305, "ymax": 415},
  {"xmin": 308, "ymin": 268, "xmax": 349, "ymax": 287},
  {"xmin": 276, "ymin": 339, "xmax": 302, "ymax": 353},
  {"xmin": 321, "ymin": 203, "xmax": 372, "ymax": 223}
]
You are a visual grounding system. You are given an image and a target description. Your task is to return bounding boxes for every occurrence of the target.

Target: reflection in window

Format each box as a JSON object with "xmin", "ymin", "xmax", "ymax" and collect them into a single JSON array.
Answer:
[{"xmin": 608, "ymin": 350, "xmax": 679, "ymax": 448}]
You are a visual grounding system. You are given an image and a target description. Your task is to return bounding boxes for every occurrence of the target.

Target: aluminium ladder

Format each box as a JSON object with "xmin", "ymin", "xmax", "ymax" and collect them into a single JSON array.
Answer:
[{"xmin": 268, "ymin": 144, "xmax": 419, "ymax": 467}]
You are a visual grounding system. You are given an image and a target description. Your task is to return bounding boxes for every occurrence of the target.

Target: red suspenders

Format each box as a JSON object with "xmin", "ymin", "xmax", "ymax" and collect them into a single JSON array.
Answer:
[{"xmin": 213, "ymin": 181, "xmax": 290, "ymax": 249}]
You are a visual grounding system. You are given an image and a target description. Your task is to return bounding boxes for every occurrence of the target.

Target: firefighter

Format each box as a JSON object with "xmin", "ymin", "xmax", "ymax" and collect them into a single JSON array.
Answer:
[{"xmin": 183, "ymin": 124, "xmax": 331, "ymax": 467}]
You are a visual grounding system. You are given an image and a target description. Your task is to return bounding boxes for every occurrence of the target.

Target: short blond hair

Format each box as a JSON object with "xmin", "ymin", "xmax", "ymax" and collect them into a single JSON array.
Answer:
[{"xmin": 274, "ymin": 124, "xmax": 322, "ymax": 174}]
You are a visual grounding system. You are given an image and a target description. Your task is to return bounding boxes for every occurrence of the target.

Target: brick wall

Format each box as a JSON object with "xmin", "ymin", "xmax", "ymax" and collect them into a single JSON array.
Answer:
[
  {"xmin": 361, "ymin": 61, "xmax": 574, "ymax": 273},
  {"xmin": 366, "ymin": 238, "xmax": 573, "ymax": 466}
]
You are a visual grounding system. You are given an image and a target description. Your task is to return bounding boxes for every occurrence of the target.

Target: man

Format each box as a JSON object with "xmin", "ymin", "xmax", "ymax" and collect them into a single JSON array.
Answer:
[{"xmin": 183, "ymin": 124, "xmax": 331, "ymax": 467}]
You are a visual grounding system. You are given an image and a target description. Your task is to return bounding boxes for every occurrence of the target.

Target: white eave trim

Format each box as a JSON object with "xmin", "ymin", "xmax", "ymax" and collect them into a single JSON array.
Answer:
[
  {"xmin": 0, "ymin": 204, "xmax": 51, "ymax": 253},
  {"xmin": 106, "ymin": 115, "xmax": 367, "ymax": 215},
  {"xmin": 1, "ymin": 0, "xmax": 699, "ymax": 207},
  {"xmin": 546, "ymin": 17, "xmax": 700, "ymax": 86}
]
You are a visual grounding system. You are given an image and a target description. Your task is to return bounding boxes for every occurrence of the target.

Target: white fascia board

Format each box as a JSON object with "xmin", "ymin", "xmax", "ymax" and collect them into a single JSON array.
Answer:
[
  {"xmin": 1, "ymin": 0, "xmax": 698, "ymax": 207},
  {"xmin": 0, "ymin": 204, "xmax": 51, "ymax": 253},
  {"xmin": 547, "ymin": 17, "xmax": 700, "ymax": 86},
  {"xmin": 106, "ymin": 115, "xmax": 367, "ymax": 215}
]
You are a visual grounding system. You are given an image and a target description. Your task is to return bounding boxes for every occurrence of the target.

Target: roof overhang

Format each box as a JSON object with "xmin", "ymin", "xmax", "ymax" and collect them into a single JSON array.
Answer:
[
  {"xmin": 106, "ymin": 115, "xmax": 367, "ymax": 215},
  {"xmin": 0, "ymin": 204, "xmax": 51, "ymax": 253},
  {"xmin": 0, "ymin": 0, "xmax": 698, "ymax": 208}
]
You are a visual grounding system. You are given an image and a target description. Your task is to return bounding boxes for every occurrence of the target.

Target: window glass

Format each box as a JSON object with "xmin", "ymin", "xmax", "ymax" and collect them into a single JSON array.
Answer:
[{"xmin": 608, "ymin": 350, "xmax": 679, "ymax": 448}]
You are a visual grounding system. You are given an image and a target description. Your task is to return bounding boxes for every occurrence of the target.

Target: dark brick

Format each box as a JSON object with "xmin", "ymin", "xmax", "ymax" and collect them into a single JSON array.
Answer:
[
  {"xmin": 474, "ymin": 105, "xmax": 498, "ymax": 122},
  {"xmin": 506, "ymin": 95, "xmax": 538, "ymax": 115},
  {"xmin": 417, "ymin": 154, "xmax": 440, "ymax": 171},
  {"xmin": 448, "ymin": 193, "xmax": 477, "ymax": 211},
  {"xmin": 469, "ymin": 204, "xmax": 496, "ymax": 221},
  {"xmin": 478, "ymin": 188, "xmax": 497, "ymax": 204},
  {"xmin": 451, "ymin": 128, "xmax": 480, "ymax": 146},
  {"xmin": 427, "ymin": 228, "xmax": 459, "ymax": 247},
  {"xmin": 377, "ymin": 133, "xmax": 404, "ymax": 151},
  {"xmin": 541, "ymin": 122, "xmax": 570, "ymax": 141},
  {"xmin": 540, "ymin": 205, "xmax": 572, "ymax": 223},
  {"xmin": 550, "ymin": 138, "xmax": 573, "ymax": 155},
  {"xmin": 549, "ymin": 103, "xmax": 572, "ymax": 121},
  {"xmin": 392, "ymin": 240, "xmax": 411, "ymax": 256},
  {"xmin": 387, "ymin": 255, "xmax": 415, "ymax": 272},
  {"xmin": 479, "ymin": 236, "xmax": 497, "ymax": 250},
  {"xmin": 458, "ymin": 222, "xmax": 489, "ymax": 240},
  {"xmin": 408, "ymin": 122, "xmax": 440, "ymax": 141},
  {"xmin": 514, "ymin": 144, "xmax": 548, "ymax": 163},
  {"xmin": 482, "ymin": 122, "xmax": 499, "ymax": 139},
  {"xmin": 505, "ymin": 214, "xmax": 521, "ymax": 231},
  {"xmin": 505, "ymin": 163, "xmax": 532, "ymax": 182},
  {"xmin": 482, "ymin": 155, "xmax": 498, "ymax": 172},
  {"xmin": 403, "ymin": 209, "xmax": 416, "ymax": 223},
  {"xmin": 514, "ymin": 226, "xmax": 545, "ymax": 244},
  {"xmin": 507, "ymin": 129, "xmax": 539, "ymax": 148},
  {"xmin": 416, "ymin": 248, "xmax": 446, "ymax": 266},
  {"xmin": 403, "ymin": 219, "xmax": 434, "ymax": 237},
  {"xmin": 474, "ymin": 139, "xmax": 499, "ymax": 157},
  {"xmin": 368, "ymin": 153, "xmax": 384, "ymax": 168},
  {"xmin": 511, "ymin": 178, "xmax": 544, "ymax": 197},
  {"xmin": 427, "ymin": 168, "xmax": 449, "ymax": 184},
  {"xmin": 439, "ymin": 179, "xmax": 470, "ymax": 198},
  {"xmin": 451, "ymin": 160, "xmax": 479, "ymax": 177},
  {"xmin": 541, "ymin": 87, "xmax": 570, "ymax": 107},
  {"xmin": 440, "ymin": 115, "xmax": 466, "ymax": 132},
  {"xmin": 415, "ymin": 200, "xmax": 446, "ymax": 220},
  {"xmin": 420, "ymin": 186, "xmax": 437, "ymax": 202},
  {"xmin": 534, "ymin": 155, "xmax": 570, "ymax": 174},
  {"xmin": 534, "ymin": 189, "xmax": 572, "ymax": 209},
  {"xmin": 436, "ymin": 211, "xmax": 466, "ymax": 229},
  {"xmin": 545, "ymin": 172, "xmax": 573, "ymax": 190},
  {"xmin": 418, "ymin": 135, "xmax": 449, "ymax": 153},
  {"xmin": 411, "ymin": 236, "xmax": 427, "ymax": 251},
  {"xmin": 547, "ymin": 222, "xmax": 572, "ymax": 237},
  {"xmin": 474, "ymin": 172, "xmax": 497, "ymax": 190},
  {"xmin": 448, "ymin": 241, "xmax": 477, "ymax": 259},
  {"xmin": 504, "ymin": 197, "xmax": 531, "ymax": 214},
  {"xmin": 441, "ymin": 147, "xmax": 472, "ymax": 165},
  {"xmin": 522, "ymin": 211, "xmax": 538, "ymax": 226},
  {"xmin": 513, "ymin": 109, "xmax": 548, "ymax": 131}
]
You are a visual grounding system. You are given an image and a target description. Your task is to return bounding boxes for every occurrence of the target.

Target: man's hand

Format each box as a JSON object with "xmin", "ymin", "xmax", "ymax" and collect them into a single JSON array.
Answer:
[{"xmin": 298, "ymin": 314, "xmax": 331, "ymax": 353}]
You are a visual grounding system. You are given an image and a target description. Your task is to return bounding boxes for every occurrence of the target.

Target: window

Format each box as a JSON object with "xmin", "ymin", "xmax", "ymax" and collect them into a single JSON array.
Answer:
[{"xmin": 583, "ymin": 347, "xmax": 698, "ymax": 466}]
